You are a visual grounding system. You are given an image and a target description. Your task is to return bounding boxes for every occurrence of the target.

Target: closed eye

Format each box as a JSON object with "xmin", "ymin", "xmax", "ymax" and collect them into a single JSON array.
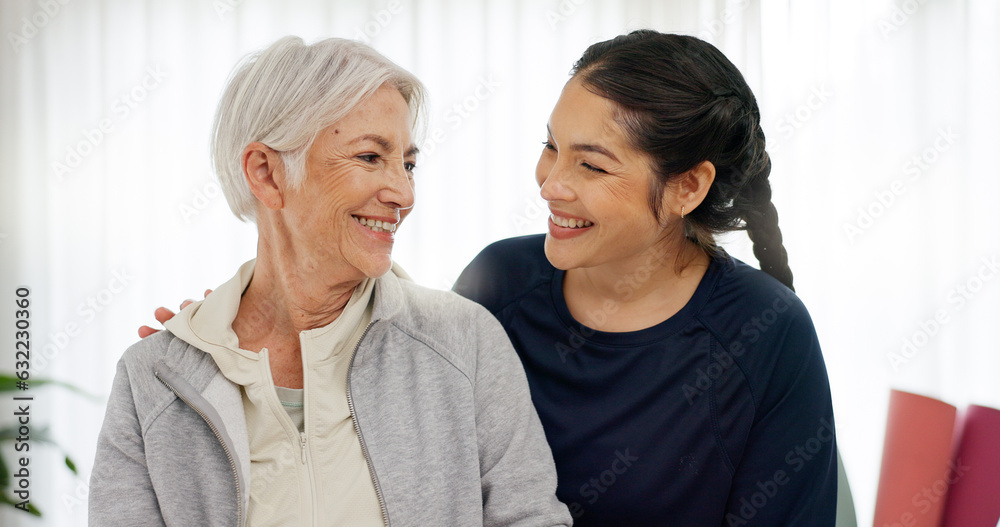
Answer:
[{"xmin": 581, "ymin": 162, "xmax": 607, "ymax": 174}]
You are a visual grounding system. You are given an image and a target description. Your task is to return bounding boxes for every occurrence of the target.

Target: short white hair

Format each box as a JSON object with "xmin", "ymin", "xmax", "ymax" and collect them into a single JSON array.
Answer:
[{"xmin": 211, "ymin": 36, "xmax": 426, "ymax": 222}]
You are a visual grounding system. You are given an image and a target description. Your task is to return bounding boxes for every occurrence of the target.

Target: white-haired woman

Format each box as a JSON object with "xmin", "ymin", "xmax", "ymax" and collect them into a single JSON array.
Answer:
[{"xmin": 89, "ymin": 37, "xmax": 571, "ymax": 527}]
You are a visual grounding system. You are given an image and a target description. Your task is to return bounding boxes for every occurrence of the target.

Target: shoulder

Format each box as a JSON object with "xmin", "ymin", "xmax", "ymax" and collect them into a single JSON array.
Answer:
[
  {"xmin": 374, "ymin": 275, "xmax": 518, "ymax": 374},
  {"xmin": 381, "ymin": 275, "xmax": 511, "ymax": 348},
  {"xmin": 118, "ymin": 330, "xmax": 180, "ymax": 376},
  {"xmin": 119, "ymin": 330, "xmax": 218, "ymax": 378},
  {"xmin": 363, "ymin": 276, "xmax": 527, "ymax": 398},
  {"xmin": 396, "ymin": 279, "xmax": 497, "ymax": 326},
  {"xmin": 700, "ymin": 255, "xmax": 813, "ymax": 338},
  {"xmin": 700, "ymin": 255, "xmax": 828, "ymax": 412},
  {"xmin": 112, "ymin": 331, "xmax": 221, "ymax": 416},
  {"xmin": 452, "ymin": 234, "xmax": 552, "ymax": 313}
]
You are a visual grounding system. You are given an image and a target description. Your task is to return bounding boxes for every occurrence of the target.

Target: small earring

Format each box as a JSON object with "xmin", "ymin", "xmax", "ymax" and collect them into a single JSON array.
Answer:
[{"xmin": 680, "ymin": 205, "xmax": 686, "ymax": 219}]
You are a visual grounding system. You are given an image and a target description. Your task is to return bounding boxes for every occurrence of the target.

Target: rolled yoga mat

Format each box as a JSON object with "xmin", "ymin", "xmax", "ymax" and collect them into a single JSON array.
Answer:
[
  {"xmin": 872, "ymin": 389, "xmax": 957, "ymax": 527},
  {"xmin": 940, "ymin": 404, "xmax": 1000, "ymax": 527}
]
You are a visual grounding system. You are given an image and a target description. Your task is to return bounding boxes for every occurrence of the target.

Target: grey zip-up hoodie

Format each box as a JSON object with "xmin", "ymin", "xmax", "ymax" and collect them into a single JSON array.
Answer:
[{"xmin": 89, "ymin": 268, "xmax": 572, "ymax": 526}]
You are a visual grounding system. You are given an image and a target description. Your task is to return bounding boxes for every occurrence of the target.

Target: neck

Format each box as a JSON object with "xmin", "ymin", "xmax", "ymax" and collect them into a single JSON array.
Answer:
[
  {"xmin": 568, "ymin": 236, "xmax": 706, "ymax": 301},
  {"xmin": 233, "ymin": 217, "xmax": 363, "ymax": 344},
  {"xmin": 563, "ymin": 236, "xmax": 710, "ymax": 331}
]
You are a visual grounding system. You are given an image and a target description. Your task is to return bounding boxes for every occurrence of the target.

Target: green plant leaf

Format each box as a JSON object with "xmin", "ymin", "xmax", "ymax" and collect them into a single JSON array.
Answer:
[
  {"xmin": 0, "ymin": 425, "xmax": 55, "ymax": 445},
  {"xmin": 0, "ymin": 374, "xmax": 90, "ymax": 517},
  {"xmin": 0, "ymin": 374, "xmax": 97, "ymax": 400},
  {"xmin": 0, "ymin": 492, "xmax": 42, "ymax": 516}
]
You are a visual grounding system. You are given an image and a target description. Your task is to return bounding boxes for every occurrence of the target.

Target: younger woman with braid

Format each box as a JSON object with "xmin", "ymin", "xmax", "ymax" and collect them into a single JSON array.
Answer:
[{"xmin": 454, "ymin": 31, "xmax": 837, "ymax": 525}]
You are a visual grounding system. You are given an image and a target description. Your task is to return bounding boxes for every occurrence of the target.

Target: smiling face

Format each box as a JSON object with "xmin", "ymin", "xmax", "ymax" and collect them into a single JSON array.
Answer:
[
  {"xmin": 536, "ymin": 78, "xmax": 676, "ymax": 272},
  {"xmin": 279, "ymin": 84, "xmax": 417, "ymax": 279}
]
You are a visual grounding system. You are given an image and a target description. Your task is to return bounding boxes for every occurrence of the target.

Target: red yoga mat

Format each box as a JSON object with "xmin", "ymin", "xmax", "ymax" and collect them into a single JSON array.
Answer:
[
  {"xmin": 873, "ymin": 389, "xmax": 958, "ymax": 527},
  {"xmin": 940, "ymin": 404, "xmax": 1000, "ymax": 527}
]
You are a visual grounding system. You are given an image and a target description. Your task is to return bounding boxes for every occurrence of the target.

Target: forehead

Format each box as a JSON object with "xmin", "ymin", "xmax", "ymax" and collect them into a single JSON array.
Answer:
[
  {"xmin": 549, "ymin": 78, "xmax": 628, "ymax": 145},
  {"xmin": 321, "ymin": 85, "xmax": 413, "ymax": 144}
]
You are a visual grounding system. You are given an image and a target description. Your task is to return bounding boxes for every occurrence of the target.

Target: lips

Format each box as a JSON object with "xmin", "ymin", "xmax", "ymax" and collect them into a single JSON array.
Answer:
[{"xmin": 547, "ymin": 211, "xmax": 594, "ymax": 240}]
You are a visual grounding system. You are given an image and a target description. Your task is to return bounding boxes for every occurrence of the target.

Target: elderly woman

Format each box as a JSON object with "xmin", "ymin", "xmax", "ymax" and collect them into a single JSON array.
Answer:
[{"xmin": 89, "ymin": 37, "xmax": 570, "ymax": 526}]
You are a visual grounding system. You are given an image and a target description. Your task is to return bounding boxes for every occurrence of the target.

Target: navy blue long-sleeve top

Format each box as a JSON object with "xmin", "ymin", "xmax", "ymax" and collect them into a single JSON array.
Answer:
[{"xmin": 453, "ymin": 235, "xmax": 836, "ymax": 526}]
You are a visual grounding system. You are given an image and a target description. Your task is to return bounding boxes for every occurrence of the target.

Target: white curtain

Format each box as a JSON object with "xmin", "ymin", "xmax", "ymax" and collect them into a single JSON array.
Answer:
[{"xmin": 1, "ymin": 0, "xmax": 996, "ymax": 525}]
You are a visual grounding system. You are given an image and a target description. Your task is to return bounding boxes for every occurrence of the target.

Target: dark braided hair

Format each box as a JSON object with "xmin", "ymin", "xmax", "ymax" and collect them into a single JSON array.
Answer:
[{"xmin": 572, "ymin": 30, "xmax": 794, "ymax": 290}]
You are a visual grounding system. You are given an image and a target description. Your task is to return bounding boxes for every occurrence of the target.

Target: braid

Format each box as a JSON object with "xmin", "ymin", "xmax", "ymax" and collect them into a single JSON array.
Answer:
[{"xmin": 742, "ymin": 149, "xmax": 794, "ymax": 291}]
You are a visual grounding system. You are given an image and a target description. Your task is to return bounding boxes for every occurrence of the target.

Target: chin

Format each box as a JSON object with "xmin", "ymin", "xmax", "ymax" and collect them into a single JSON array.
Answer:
[
  {"xmin": 356, "ymin": 255, "xmax": 394, "ymax": 278},
  {"xmin": 543, "ymin": 236, "xmax": 583, "ymax": 271}
]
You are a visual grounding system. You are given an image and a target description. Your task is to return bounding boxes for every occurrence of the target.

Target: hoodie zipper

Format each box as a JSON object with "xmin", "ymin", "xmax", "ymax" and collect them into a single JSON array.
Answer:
[
  {"xmin": 346, "ymin": 321, "xmax": 390, "ymax": 526},
  {"xmin": 155, "ymin": 372, "xmax": 244, "ymax": 527},
  {"xmin": 300, "ymin": 431, "xmax": 319, "ymax": 527}
]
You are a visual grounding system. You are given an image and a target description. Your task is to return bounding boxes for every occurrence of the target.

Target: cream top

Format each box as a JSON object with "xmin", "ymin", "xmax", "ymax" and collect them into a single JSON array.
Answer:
[{"xmin": 164, "ymin": 259, "xmax": 384, "ymax": 526}]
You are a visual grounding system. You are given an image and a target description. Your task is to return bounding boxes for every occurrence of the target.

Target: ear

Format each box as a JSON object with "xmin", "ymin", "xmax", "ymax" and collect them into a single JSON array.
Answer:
[
  {"xmin": 241, "ymin": 142, "xmax": 287, "ymax": 211},
  {"xmin": 663, "ymin": 160, "xmax": 716, "ymax": 217}
]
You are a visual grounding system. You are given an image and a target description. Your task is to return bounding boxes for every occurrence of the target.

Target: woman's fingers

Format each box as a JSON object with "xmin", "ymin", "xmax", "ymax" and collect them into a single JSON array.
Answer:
[
  {"xmin": 155, "ymin": 306, "xmax": 177, "ymax": 324},
  {"xmin": 139, "ymin": 296, "xmax": 204, "ymax": 339},
  {"xmin": 139, "ymin": 292, "xmax": 210, "ymax": 339}
]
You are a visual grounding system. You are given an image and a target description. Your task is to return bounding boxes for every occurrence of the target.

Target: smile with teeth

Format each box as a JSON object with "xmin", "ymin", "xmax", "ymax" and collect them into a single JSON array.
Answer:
[
  {"xmin": 551, "ymin": 214, "xmax": 593, "ymax": 229},
  {"xmin": 353, "ymin": 215, "xmax": 397, "ymax": 233}
]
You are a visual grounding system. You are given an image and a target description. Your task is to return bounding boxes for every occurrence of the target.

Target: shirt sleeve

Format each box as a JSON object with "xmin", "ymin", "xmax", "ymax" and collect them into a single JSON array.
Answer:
[
  {"xmin": 721, "ymin": 309, "xmax": 838, "ymax": 526},
  {"xmin": 89, "ymin": 357, "xmax": 168, "ymax": 527},
  {"xmin": 471, "ymin": 307, "xmax": 573, "ymax": 527}
]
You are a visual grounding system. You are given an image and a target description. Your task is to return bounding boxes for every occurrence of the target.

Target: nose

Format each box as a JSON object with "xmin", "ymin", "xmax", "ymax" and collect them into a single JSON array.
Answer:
[
  {"xmin": 379, "ymin": 161, "xmax": 415, "ymax": 212},
  {"xmin": 537, "ymin": 155, "xmax": 574, "ymax": 203}
]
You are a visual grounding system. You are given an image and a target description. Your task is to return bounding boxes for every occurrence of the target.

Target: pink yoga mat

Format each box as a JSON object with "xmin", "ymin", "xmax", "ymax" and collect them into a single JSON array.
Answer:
[
  {"xmin": 873, "ymin": 389, "xmax": 957, "ymax": 527},
  {"xmin": 941, "ymin": 404, "xmax": 1000, "ymax": 527}
]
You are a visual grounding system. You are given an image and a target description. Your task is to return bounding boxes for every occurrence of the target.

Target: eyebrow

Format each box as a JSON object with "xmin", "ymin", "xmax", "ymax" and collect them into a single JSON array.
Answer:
[
  {"xmin": 547, "ymin": 124, "xmax": 620, "ymax": 164},
  {"xmin": 349, "ymin": 134, "xmax": 420, "ymax": 157},
  {"xmin": 350, "ymin": 134, "xmax": 394, "ymax": 152}
]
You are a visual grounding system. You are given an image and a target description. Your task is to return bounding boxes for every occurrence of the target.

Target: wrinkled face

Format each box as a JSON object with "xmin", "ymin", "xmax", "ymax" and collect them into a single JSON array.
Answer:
[
  {"xmin": 536, "ymin": 77, "xmax": 670, "ymax": 271},
  {"xmin": 281, "ymin": 85, "xmax": 417, "ymax": 279}
]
